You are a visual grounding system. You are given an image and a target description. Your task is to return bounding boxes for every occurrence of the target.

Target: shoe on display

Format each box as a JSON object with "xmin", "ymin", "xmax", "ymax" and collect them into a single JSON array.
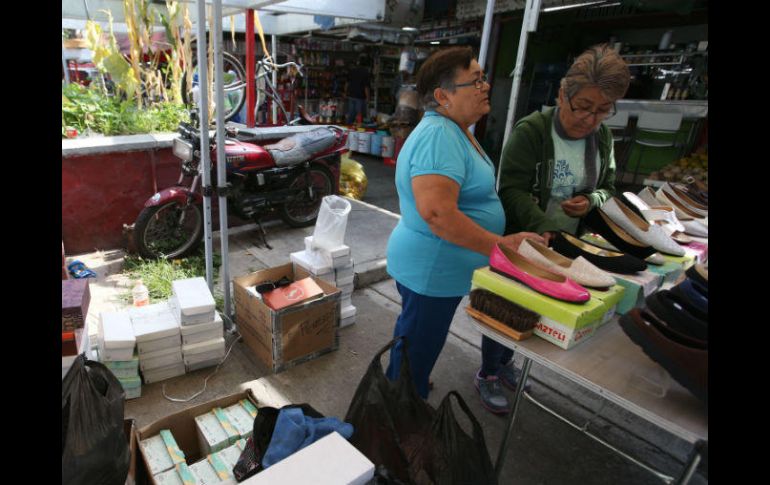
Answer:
[
  {"xmin": 584, "ymin": 207, "xmax": 657, "ymax": 260},
  {"xmin": 657, "ymin": 185, "xmax": 708, "ymax": 219},
  {"xmin": 600, "ymin": 197, "xmax": 685, "ymax": 257},
  {"xmin": 619, "ymin": 308, "xmax": 707, "ymax": 404},
  {"xmin": 645, "ymin": 187, "xmax": 708, "ymax": 236},
  {"xmin": 475, "ymin": 370, "xmax": 511, "ymax": 414},
  {"xmin": 645, "ymin": 290, "xmax": 708, "ymax": 343},
  {"xmin": 669, "ymin": 182, "xmax": 708, "ymax": 211},
  {"xmin": 518, "ymin": 239, "xmax": 615, "ymax": 289},
  {"xmin": 645, "ymin": 253, "xmax": 666, "ymax": 266},
  {"xmin": 671, "ymin": 278, "xmax": 709, "ymax": 315},
  {"xmin": 551, "ymin": 231, "xmax": 647, "ymax": 275},
  {"xmin": 620, "ymin": 192, "xmax": 692, "ymax": 245},
  {"xmin": 489, "ymin": 243, "xmax": 590, "ymax": 303},
  {"xmin": 685, "ymin": 263, "xmax": 709, "ymax": 290}
]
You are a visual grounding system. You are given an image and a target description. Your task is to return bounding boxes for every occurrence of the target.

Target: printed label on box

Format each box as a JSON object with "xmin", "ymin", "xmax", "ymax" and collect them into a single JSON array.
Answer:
[{"xmin": 534, "ymin": 317, "xmax": 598, "ymax": 350}]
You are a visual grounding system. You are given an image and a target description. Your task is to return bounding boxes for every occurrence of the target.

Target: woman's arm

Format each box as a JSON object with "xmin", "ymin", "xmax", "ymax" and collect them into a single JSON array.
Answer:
[{"xmin": 413, "ymin": 174, "xmax": 542, "ymax": 256}]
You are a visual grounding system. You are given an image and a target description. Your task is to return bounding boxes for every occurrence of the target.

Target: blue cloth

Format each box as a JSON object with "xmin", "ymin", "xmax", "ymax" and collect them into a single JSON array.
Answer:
[
  {"xmin": 262, "ymin": 408, "xmax": 354, "ymax": 468},
  {"xmin": 386, "ymin": 281, "xmax": 462, "ymax": 399},
  {"xmin": 386, "ymin": 110, "xmax": 506, "ymax": 297}
]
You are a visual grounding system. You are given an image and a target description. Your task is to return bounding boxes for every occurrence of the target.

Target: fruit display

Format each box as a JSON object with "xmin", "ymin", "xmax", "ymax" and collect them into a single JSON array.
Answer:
[{"xmin": 648, "ymin": 151, "xmax": 708, "ymax": 184}]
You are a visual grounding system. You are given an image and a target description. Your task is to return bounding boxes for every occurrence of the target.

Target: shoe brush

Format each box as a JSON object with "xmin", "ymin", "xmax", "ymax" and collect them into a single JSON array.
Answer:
[{"xmin": 470, "ymin": 289, "xmax": 539, "ymax": 333}]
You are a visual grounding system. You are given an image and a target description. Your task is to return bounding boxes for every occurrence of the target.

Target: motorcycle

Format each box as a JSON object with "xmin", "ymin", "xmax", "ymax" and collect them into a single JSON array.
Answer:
[{"xmin": 132, "ymin": 110, "xmax": 348, "ymax": 259}]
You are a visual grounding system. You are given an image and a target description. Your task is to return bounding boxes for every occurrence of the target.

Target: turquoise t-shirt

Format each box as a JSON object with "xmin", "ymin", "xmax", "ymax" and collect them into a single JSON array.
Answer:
[{"xmin": 386, "ymin": 111, "xmax": 505, "ymax": 297}]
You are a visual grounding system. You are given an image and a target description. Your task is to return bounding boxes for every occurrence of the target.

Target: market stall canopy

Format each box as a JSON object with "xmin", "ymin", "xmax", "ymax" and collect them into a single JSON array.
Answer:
[{"xmin": 62, "ymin": 0, "xmax": 386, "ymax": 35}]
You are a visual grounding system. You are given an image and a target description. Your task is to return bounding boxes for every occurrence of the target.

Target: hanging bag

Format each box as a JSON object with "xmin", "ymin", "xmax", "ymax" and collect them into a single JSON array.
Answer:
[{"xmin": 62, "ymin": 354, "xmax": 130, "ymax": 485}]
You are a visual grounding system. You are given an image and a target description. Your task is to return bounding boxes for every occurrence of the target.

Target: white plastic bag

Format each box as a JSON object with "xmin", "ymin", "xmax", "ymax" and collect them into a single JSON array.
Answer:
[{"xmin": 312, "ymin": 195, "xmax": 351, "ymax": 251}]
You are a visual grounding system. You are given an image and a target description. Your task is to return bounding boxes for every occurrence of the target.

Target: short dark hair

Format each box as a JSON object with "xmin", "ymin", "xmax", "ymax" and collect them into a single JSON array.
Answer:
[{"xmin": 416, "ymin": 46, "xmax": 474, "ymax": 109}]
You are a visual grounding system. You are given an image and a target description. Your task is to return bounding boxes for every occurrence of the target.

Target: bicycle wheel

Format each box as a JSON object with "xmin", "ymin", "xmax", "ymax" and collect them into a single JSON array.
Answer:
[
  {"xmin": 181, "ymin": 51, "xmax": 246, "ymax": 122},
  {"xmin": 254, "ymin": 64, "xmax": 290, "ymax": 125}
]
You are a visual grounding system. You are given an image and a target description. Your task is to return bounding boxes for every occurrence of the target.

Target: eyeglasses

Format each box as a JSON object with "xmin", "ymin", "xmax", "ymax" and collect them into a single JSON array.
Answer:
[
  {"xmin": 255, "ymin": 276, "xmax": 293, "ymax": 295},
  {"xmin": 451, "ymin": 74, "xmax": 489, "ymax": 90},
  {"xmin": 567, "ymin": 95, "xmax": 616, "ymax": 121}
]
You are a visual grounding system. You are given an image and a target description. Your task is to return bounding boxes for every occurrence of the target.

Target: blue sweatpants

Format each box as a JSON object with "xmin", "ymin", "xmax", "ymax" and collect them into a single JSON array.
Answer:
[{"xmin": 386, "ymin": 282, "xmax": 462, "ymax": 399}]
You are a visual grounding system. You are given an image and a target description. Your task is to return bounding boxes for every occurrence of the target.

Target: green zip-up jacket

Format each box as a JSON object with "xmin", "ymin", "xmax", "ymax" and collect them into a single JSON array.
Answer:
[{"xmin": 498, "ymin": 107, "xmax": 616, "ymax": 236}]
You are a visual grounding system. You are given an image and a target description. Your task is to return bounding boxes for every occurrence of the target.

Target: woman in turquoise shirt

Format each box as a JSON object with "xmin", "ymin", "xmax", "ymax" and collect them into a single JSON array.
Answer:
[{"xmin": 385, "ymin": 47, "xmax": 542, "ymax": 399}]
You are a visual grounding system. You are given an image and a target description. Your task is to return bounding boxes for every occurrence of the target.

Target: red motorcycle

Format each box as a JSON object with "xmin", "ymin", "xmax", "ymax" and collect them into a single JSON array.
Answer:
[{"xmin": 132, "ymin": 110, "xmax": 347, "ymax": 259}]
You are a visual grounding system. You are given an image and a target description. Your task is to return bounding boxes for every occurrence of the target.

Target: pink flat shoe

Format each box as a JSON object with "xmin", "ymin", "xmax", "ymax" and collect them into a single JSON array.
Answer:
[{"xmin": 489, "ymin": 243, "xmax": 590, "ymax": 303}]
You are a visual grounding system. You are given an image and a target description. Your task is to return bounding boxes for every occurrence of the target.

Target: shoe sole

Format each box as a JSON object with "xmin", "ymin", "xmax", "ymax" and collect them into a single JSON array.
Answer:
[
  {"xmin": 474, "ymin": 378, "xmax": 510, "ymax": 415},
  {"xmin": 618, "ymin": 313, "xmax": 707, "ymax": 403}
]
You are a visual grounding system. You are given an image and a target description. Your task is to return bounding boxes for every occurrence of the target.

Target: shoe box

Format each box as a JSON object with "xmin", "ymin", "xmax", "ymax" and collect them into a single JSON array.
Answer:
[
  {"xmin": 472, "ymin": 267, "xmax": 608, "ymax": 350},
  {"xmin": 608, "ymin": 270, "xmax": 664, "ymax": 315}
]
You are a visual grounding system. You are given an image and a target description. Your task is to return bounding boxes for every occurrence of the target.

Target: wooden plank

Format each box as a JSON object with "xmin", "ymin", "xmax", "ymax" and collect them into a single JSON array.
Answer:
[{"xmin": 465, "ymin": 306, "xmax": 533, "ymax": 342}]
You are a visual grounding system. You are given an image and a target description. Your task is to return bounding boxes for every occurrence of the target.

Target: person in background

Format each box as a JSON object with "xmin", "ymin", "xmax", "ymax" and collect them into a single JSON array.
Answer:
[
  {"xmin": 476, "ymin": 44, "xmax": 631, "ymax": 414},
  {"xmin": 385, "ymin": 47, "xmax": 543, "ymax": 399},
  {"xmin": 345, "ymin": 56, "xmax": 372, "ymax": 124}
]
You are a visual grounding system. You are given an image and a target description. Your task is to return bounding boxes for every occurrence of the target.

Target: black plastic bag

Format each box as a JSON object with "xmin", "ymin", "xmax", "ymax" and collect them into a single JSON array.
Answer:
[
  {"xmin": 62, "ymin": 354, "xmax": 130, "ymax": 485},
  {"xmin": 409, "ymin": 391, "xmax": 497, "ymax": 485},
  {"xmin": 344, "ymin": 337, "xmax": 435, "ymax": 483},
  {"xmin": 233, "ymin": 403, "xmax": 323, "ymax": 482}
]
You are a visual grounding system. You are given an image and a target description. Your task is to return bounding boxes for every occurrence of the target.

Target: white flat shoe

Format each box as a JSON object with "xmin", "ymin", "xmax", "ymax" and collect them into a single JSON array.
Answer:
[
  {"xmin": 601, "ymin": 197, "xmax": 685, "ymax": 256},
  {"xmin": 657, "ymin": 183, "xmax": 708, "ymax": 218},
  {"xmin": 518, "ymin": 239, "xmax": 616, "ymax": 289},
  {"xmin": 654, "ymin": 190, "xmax": 709, "ymax": 237}
]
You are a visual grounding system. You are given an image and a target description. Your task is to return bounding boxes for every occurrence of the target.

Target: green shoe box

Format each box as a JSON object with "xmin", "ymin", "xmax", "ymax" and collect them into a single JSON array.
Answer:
[
  {"xmin": 646, "ymin": 261, "xmax": 685, "ymax": 285},
  {"xmin": 610, "ymin": 270, "xmax": 664, "ymax": 315},
  {"xmin": 472, "ymin": 267, "xmax": 607, "ymax": 350},
  {"xmin": 661, "ymin": 252, "xmax": 697, "ymax": 270}
]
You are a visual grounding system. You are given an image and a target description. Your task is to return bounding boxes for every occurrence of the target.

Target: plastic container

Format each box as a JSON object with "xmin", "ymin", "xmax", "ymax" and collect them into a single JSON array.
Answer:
[
  {"xmin": 370, "ymin": 132, "xmax": 383, "ymax": 156},
  {"xmin": 381, "ymin": 136, "xmax": 395, "ymax": 158},
  {"xmin": 358, "ymin": 131, "xmax": 372, "ymax": 154},
  {"xmin": 347, "ymin": 130, "xmax": 359, "ymax": 151},
  {"xmin": 132, "ymin": 279, "xmax": 150, "ymax": 307}
]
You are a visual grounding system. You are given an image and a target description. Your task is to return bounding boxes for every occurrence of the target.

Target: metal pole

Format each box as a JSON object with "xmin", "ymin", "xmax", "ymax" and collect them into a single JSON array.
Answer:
[
  {"xmin": 62, "ymin": 50, "xmax": 71, "ymax": 84},
  {"xmin": 496, "ymin": 0, "xmax": 542, "ymax": 190},
  {"xmin": 212, "ymin": 0, "xmax": 233, "ymax": 328},
  {"xmin": 271, "ymin": 34, "xmax": 278, "ymax": 124},
  {"xmin": 470, "ymin": 0, "xmax": 495, "ymax": 135},
  {"xmin": 196, "ymin": 0, "xmax": 214, "ymax": 290},
  {"xmin": 495, "ymin": 357, "xmax": 533, "ymax": 478},
  {"xmin": 246, "ymin": 9, "xmax": 255, "ymax": 127}
]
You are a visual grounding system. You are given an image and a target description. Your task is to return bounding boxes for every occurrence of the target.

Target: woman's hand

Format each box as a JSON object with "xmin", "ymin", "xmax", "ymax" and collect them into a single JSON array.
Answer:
[
  {"xmin": 499, "ymin": 232, "xmax": 544, "ymax": 251},
  {"xmin": 561, "ymin": 195, "xmax": 590, "ymax": 217}
]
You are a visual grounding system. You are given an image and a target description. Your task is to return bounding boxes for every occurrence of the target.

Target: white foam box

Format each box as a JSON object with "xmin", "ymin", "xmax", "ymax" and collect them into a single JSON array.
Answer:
[
  {"xmin": 290, "ymin": 249, "xmax": 333, "ymax": 275},
  {"xmin": 153, "ymin": 463, "xmax": 198, "ymax": 485},
  {"xmin": 171, "ymin": 277, "xmax": 216, "ymax": 326},
  {"xmin": 62, "ymin": 330, "xmax": 91, "ymax": 379},
  {"xmin": 195, "ymin": 407, "xmax": 240, "ymax": 455},
  {"xmin": 99, "ymin": 311, "xmax": 136, "ymax": 361},
  {"xmin": 334, "ymin": 261, "xmax": 354, "ymax": 281},
  {"xmin": 183, "ymin": 337, "xmax": 225, "ymax": 366},
  {"xmin": 140, "ymin": 346, "xmax": 183, "ymax": 372},
  {"xmin": 181, "ymin": 311, "xmax": 224, "ymax": 345},
  {"xmin": 139, "ymin": 429, "xmax": 186, "ymax": 476},
  {"xmin": 103, "ymin": 353, "xmax": 139, "ymax": 378},
  {"xmin": 241, "ymin": 431, "xmax": 374, "ymax": 485},
  {"xmin": 142, "ymin": 361, "xmax": 186, "ymax": 384},
  {"xmin": 224, "ymin": 401, "xmax": 258, "ymax": 440}
]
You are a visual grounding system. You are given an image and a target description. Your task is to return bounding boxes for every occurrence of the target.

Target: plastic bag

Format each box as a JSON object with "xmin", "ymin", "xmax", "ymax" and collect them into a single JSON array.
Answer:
[
  {"xmin": 312, "ymin": 195, "xmax": 351, "ymax": 251},
  {"xmin": 339, "ymin": 154, "xmax": 368, "ymax": 201},
  {"xmin": 344, "ymin": 337, "xmax": 435, "ymax": 483},
  {"xmin": 62, "ymin": 354, "xmax": 130, "ymax": 485},
  {"xmin": 233, "ymin": 403, "xmax": 324, "ymax": 482},
  {"xmin": 408, "ymin": 391, "xmax": 497, "ymax": 485}
]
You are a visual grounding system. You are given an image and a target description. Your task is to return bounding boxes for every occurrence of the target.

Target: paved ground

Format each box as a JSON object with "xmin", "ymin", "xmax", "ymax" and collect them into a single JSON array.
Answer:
[{"xmin": 69, "ymin": 152, "xmax": 707, "ymax": 484}]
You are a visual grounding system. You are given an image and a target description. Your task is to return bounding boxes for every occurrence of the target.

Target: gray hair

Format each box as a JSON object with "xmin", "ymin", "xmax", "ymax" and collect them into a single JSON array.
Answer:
[
  {"xmin": 416, "ymin": 46, "xmax": 474, "ymax": 110},
  {"xmin": 560, "ymin": 44, "xmax": 630, "ymax": 101},
  {"xmin": 421, "ymin": 80, "xmax": 456, "ymax": 110}
]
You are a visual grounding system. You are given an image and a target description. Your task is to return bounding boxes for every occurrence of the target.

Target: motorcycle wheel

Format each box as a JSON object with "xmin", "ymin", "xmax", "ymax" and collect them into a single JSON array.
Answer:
[
  {"xmin": 279, "ymin": 164, "xmax": 335, "ymax": 228},
  {"xmin": 134, "ymin": 202, "xmax": 203, "ymax": 259}
]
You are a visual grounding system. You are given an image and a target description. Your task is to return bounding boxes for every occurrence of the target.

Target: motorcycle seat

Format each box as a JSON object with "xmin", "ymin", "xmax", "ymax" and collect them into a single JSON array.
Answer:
[{"xmin": 263, "ymin": 127, "xmax": 338, "ymax": 167}]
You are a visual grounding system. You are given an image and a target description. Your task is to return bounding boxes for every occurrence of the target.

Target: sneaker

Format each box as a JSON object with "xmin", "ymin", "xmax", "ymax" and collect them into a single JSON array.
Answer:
[
  {"xmin": 497, "ymin": 364, "xmax": 521, "ymax": 391},
  {"xmin": 474, "ymin": 371, "xmax": 510, "ymax": 414}
]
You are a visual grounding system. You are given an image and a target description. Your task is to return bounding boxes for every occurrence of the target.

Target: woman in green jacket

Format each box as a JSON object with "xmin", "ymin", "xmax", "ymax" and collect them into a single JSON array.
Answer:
[{"xmin": 476, "ymin": 44, "xmax": 631, "ymax": 414}]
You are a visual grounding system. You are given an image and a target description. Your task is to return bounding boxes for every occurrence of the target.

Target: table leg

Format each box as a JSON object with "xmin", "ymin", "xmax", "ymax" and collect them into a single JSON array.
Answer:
[
  {"xmin": 673, "ymin": 440, "xmax": 705, "ymax": 485},
  {"xmin": 495, "ymin": 357, "xmax": 533, "ymax": 479}
]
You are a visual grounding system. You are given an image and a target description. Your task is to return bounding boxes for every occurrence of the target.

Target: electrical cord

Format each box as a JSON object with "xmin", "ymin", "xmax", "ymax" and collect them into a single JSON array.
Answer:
[{"xmin": 161, "ymin": 331, "xmax": 242, "ymax": 403}]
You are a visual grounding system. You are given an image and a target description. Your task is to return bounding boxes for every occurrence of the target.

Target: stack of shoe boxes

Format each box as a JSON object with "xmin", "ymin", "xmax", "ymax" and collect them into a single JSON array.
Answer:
[
  {"xmin": 188, "ymin": 439, "xmax": 246, "ymax": 484},
  {"xmin": 290, "ymin": 236, "xmax": 356, "ymax": 327},
  {"xmin": 138, "ymin": 429, "xmax": 188, "ymax": 482},
  {"xmin": 62, "ymin": 279, "xmax": 91, "ymax": 378},
  {"xmin": 98, "ymin": 311, "xmax": 138, "ymax": 391},
  {"xmin": 169, "ymin": 277, "xmax": 225, "ymax": 372},
  {"xmin": 130, "ymin": 301, "xmax": 184, "ymax": 386}
]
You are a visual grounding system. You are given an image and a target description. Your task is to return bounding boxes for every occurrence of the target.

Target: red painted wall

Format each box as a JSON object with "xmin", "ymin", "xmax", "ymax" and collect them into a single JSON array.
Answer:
[{"xmin": 62, "ymin": 146, "xmax": 341, "ymax": 255}]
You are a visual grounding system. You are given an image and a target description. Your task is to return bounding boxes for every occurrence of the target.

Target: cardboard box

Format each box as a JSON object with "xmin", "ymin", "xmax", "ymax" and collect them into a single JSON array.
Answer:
[
  {"xmin": 241, "ymin": 431, "xmax": 374, "ymax": 485},
  {"xmin": 646, "ymin": 261, "xmax": 685, "ymax": 285},
  {"xmin": 611, "ymin": 270, "xmax": 664, "ymax": 314},
  {"xmin": 587, "ymin": 284, "xmax": 626, "ymax": 326},
  {"xmin": 234, "ymin": 264, "xmax": 341, "ymax": 373},
  {"xmin": 136, "ymin": 390, "xmax": 260, "ymax": 485},
  {"xmin": 171, "ymin": 278, "xmax": 216, "ymax": 326},
  {"xmin": 62, "ymin": 279, "xmax": 91, "ymax": 331},
  {"xmin": 124, "ymin": 419, "xmax": 142, "ymax": 485}
]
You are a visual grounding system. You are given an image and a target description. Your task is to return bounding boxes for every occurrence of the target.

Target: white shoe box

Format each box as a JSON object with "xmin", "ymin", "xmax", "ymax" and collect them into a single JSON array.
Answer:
[
  {"xmin": 103, "ymin": 353, "xmax": 139, "ymax": 379},
  {"xmin": 340, "ymin": 304, "xmax": 357, "ymax": 329},
  {"xmin": 139, "ymin": 430, "xmax": 186, "ymax": 476},
  {"xmin": 62, "ymin": 330, "xmax": 91, "ymax": 379},
  {"xmin": 171, "ymin": 277, "xmax": 216, "ymax": 326},
  {"xmin": 137, "ymin": 334, "xmax": 182, "ymax": 355},
  {"xmin": 290, "ymin": 249, "xmax": 333, "ymax": 275},
  {"xmin": 340, "ymin": 315, "xmax": 356, "ymax": 328},
  {"xmin": 130, "ymin": 301, "xmax": 181, "ymax": 355},
  {"xmin": 185, "ymin": 357, "xmax": 222, "ymax": 372},
  {"xmin": 334, "ymin": 261, "xmax": 354, "ymax": 280},
  {"xmin": 339, "ymin": 283, "xmax": 354, "ymax": 298},
  {"xmin": 181, "ymin": 311, "xmax": 224, "ymax": 345},
  {"xmin": 223, "ymin": 401, "xmax": 258, "ymax": 440},
  {"xmin": 195, "ymin": 408, "xmax": 239, "ymax": 455},
  {"xmin": 183, "ymin": 337, "xmax": 225, "ymax": 366},
  {"xmin": 336, "ymin": 274, "xmax": 354, "ymax": 288},
  {"xmin": 240, "ymin": 431, "xmax": 374, "ymax": 485},
  {"xmin": 142, "ymin": 361, "xmax": 186, "ymax": 384},
  {"xmin": 139, "ymin": 346, "xmax": 183, "ymax": 372},
  {"xmin": 99, "ymin": 311, "xmax": 136, "ymax": 361},
  {"xmin": 304, "ymin": 236, "xmax": 350, "ymax": 259},
  {"xmin": 341, "ymin": 295, "xmax": 352, "ymax": 309}
]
